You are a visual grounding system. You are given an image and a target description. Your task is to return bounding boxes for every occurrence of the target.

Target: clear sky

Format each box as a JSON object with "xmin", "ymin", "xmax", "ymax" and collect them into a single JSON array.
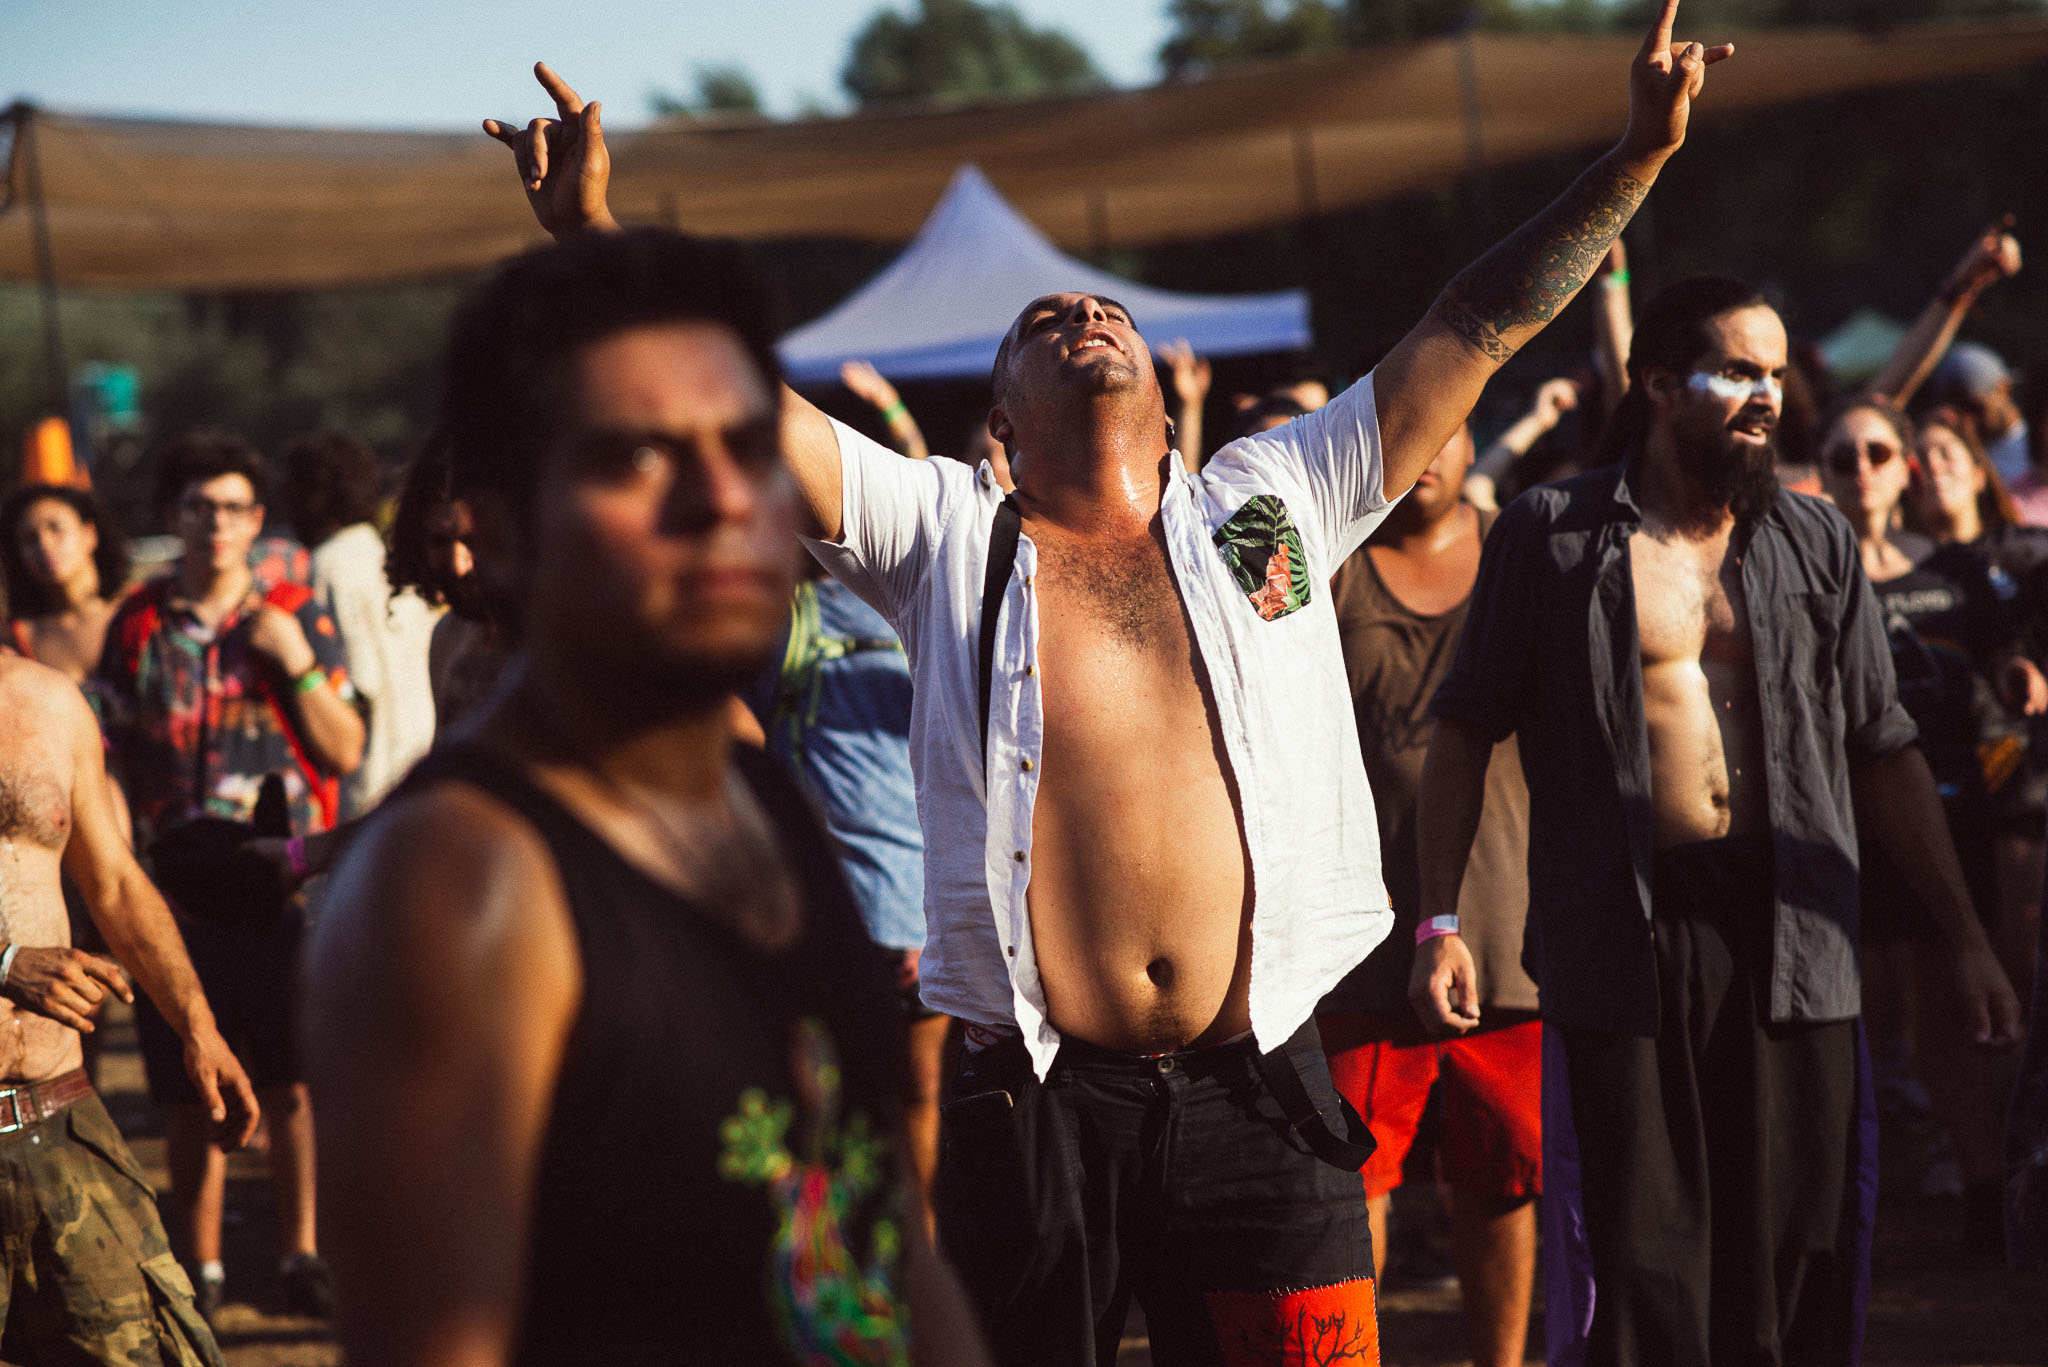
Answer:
[{"xmin": 7, "ymin": 1, "xmax": 1173, "ymax": 130}]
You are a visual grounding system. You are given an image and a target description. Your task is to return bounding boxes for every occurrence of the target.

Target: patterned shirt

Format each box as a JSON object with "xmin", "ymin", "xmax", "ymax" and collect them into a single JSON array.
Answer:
[{"xmin": 96, "ymin": 573, "xmax": 354, "ymax": 844}]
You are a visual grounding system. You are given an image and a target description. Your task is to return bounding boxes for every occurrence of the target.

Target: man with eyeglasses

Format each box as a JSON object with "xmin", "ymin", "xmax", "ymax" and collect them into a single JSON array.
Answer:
[
  {"xmin": 1416, "ymin": 276, "xmax": 2021, "ymax": 1366},
  {"xmin": 95, "ymin": 429, "xmax": 364, "ymax": 1321}
]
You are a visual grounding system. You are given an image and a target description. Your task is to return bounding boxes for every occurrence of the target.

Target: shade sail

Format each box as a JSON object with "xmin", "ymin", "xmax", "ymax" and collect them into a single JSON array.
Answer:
[
  {"xmin": 5, "ymin": 17, "xmax": 2048, "ymax": 291},
  {"xmin": 777, "ymin": 165, "xmax": 1308, "ymax": 382}
]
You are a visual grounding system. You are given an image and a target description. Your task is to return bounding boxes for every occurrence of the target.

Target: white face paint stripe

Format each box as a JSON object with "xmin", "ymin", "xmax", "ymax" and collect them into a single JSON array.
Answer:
[{"xmin": 1688, "ymin": 371, "xmax": 1784, "ymax": 406}]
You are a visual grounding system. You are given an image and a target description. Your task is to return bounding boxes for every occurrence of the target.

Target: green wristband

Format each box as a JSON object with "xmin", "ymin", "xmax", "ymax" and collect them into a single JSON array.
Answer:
[
  {"xmin": 293, "ymin": 667, "xmax": 327, "ymax": 695},
  {"xmin": 1602, "ymin": 269, "xmax": 1631, "ymax": 289},
  {"xmin": 881, "ymin": 399, "xmax": 909, "ymax": 424}
]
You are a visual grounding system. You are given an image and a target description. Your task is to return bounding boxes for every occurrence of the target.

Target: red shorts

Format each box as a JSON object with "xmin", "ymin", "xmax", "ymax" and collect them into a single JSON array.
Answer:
[{"xmin": 1318, "ymin": 1010, "xmax": 1542, "ymax": 1201}]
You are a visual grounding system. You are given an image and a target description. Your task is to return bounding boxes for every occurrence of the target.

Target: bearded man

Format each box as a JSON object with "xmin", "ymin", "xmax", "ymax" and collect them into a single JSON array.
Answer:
[{"xmin": 1416, "ymin": 276, "xmax": 2020, "ymax": 1367}]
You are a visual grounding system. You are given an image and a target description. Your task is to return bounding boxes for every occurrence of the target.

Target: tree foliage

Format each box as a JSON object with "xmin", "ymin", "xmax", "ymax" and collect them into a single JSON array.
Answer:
[
  {"xmin": 842, "ymin": 0, "xmax": 1104, "ymax": 107},
  {"xmin": 651, "ymin": 64, "xmax": 765, "ymax": 119},
  {"xmin": 1162, "ymin": 0, "xmax": 2047, "ymax": 78}
]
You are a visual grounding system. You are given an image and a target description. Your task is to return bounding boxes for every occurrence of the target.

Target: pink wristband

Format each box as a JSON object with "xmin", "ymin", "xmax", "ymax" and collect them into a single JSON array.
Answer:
[
  {"xmin": 1415, "ymin": 914, "xmax": 1461, "ymax": 945},
  {"xmin": 285, "ymin": 836, "xmax": 310, "ymax": 881}
]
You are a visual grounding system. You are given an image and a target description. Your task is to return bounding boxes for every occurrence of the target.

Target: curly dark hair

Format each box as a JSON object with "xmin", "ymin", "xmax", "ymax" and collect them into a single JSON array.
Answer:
[
  {"xmin": 281, "ymin": 430, "xmax": 383, "ymax": 546},
  {"xmin": 1, "ymin": 484, "xmax": 131, "ymax": 618},
  {"xmin": 151, "ymin": 428, "xmax": 269, "ymax": 521},
  {"xmin": 385, "ymin": 431, "xmax": 460, "ymax": 609}
]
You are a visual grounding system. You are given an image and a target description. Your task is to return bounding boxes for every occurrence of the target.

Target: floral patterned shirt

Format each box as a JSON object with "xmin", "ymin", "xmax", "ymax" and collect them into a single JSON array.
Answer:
[{"xmin": 96, "ymin": 573, "xmax": 354, "ymax": 844}]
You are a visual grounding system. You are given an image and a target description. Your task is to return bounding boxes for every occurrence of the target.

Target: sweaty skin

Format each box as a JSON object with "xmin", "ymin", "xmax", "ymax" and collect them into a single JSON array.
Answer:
[
  {"xmin": 1025, "ymin": 497, "xmax": 1253, "ymax": 1051},
  {"xmin": 0, "ymin": 671, "xmax": 89, "ymax": 1082},
  {"xmin": 1630, "ymin": 517, "xmax": 1767, "ymax": 848},
  {"xmin": 1628, "ymin": 305, "xmax": 1782, "ymax": 849},
  {"xmin": 0, "ymin": 656, "xmax": 257, "ymax": 1148}
]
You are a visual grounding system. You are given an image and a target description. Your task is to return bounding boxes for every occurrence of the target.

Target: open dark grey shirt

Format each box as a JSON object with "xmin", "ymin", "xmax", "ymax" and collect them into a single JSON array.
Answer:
[{"xmin": 1430, "ymin": 461, "xmax": 1917, "ymax": 1036}]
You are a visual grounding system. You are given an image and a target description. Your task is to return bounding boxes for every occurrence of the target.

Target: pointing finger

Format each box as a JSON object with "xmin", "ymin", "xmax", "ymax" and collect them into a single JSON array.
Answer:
[
  {"xmin": 1642, "ymin": 0, "xmax": 1681, "ymax": 59},
  {"xmin": 535, "ymin": 62, "xmax": 585, "ymax": 121}
]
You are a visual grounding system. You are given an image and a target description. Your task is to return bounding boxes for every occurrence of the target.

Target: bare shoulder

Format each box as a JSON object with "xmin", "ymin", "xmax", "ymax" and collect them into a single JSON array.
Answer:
[
  {"xmin": 0, "ymin": 654, "xmax": 96, "ymax": 742},
  {"xmin": 310, "ymin": 778, "xmax": 578, "ymax": 1018},
  {"xmin": 0, "ymin": 652, "xmax": 87, "ymax": 713}
]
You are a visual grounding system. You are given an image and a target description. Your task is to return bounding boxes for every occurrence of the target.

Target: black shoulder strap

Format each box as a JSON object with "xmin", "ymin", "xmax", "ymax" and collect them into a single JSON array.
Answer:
[
  {"xmin": 977, "ymin": 496, "xmax": 1023, "ymax": 773},
  {"xmin": 1252, "ymin": 1047, "xmax": 1379, "ymax": 1172}
]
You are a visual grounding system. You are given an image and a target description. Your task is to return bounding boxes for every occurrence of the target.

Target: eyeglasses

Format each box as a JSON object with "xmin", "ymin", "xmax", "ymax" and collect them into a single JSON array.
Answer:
[
  {"xmin": 179, "ymin": 496, "xmax": 258, "ymax": 523},
  {"xmin": 1822, "ymin": 442, "xmax": 1900, "ymax": 476}
]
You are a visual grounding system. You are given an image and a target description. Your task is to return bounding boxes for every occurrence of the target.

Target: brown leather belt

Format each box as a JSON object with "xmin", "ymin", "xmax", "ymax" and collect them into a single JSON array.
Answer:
[{"xmin": 0, "ymin": 1069, "xmax": 94, "ymax": 1135}]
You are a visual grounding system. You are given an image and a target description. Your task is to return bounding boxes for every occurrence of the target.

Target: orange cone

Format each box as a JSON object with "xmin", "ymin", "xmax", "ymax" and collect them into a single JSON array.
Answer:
[{"xmin": 19, "ymin": 417, "xmax": 87, "ymax": 489}]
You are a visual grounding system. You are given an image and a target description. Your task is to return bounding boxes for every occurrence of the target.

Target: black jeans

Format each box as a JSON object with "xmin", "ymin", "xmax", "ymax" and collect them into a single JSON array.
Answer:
[{"xmin": 933, "ymin": 1020, "xmax": 1378, "ymax": 1367}]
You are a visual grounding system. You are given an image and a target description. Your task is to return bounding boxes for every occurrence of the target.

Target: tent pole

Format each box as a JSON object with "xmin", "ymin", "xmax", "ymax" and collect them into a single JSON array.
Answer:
[
  {"xmin": 18, "ymin": 105, "xmax": 68, "ymax": 416},
  {"xmin": 1456, "ymin": 30, "xmax": 1494, "ymax": 243}
]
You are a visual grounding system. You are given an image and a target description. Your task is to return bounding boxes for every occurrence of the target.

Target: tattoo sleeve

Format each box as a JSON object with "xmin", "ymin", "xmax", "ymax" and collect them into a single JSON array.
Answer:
[{"xmin": 1432, "ymin": 156, "xmax": 1650, "ymax": 363}]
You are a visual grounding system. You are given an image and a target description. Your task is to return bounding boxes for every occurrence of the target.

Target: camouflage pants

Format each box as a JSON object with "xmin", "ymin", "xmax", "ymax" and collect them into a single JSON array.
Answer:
[{"xmin": 0, "ymin": 1091, "xmax": 224, "ymax": 1367}]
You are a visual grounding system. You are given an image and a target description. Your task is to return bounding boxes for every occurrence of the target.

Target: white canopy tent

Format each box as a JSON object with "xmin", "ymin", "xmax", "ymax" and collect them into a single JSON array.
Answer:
[{"xmin": 776, "ymin": 166, "xmax": 1311, "ymax": 384}]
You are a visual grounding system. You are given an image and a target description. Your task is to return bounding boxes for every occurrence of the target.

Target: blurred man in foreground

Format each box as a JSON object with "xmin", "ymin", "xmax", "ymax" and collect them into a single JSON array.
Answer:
[{"xmin": 306, "ymin": 230, "xmax": 990, "ymax": 1366}]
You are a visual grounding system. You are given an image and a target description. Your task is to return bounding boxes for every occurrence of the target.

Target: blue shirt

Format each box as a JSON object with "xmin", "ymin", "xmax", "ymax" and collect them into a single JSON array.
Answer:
[{"xmin": 746, "ymin": 578, "xmax": 926, "ymax": 952}]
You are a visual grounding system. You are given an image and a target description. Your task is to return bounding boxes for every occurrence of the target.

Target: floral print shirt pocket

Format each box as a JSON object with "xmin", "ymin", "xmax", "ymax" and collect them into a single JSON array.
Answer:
[{"xmin": 1213, "ymin": 494, "xmax": 1312, "ymax": 621}]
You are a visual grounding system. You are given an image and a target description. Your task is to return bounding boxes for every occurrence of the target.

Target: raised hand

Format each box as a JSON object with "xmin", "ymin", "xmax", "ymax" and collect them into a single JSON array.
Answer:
[
  {"xmin": 485, "ymin": 63, "xmax": 619, "ymax": 238},
  {"xmin": 1158, "ymin": 339, "xmax": 1212, "ymax": 409},
  {"xmin": 840, "ymin": 360, "xmax": 903, "ymax": 416},
  {"xmin": 1620, "ymin": 0, "xmax": 1735, "ymax": 166},
  {"xmin": 1531, "ymin": 377, "xmax": 1581, "ymax": 431},
  {"xmin": 1942, "ymin": 213, "xmax": 2021, "ymax": 303}
]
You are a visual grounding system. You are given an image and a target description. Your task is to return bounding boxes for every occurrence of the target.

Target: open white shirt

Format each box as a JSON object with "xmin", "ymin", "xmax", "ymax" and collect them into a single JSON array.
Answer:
[{"xmin": 805, "ymin": 373, "xmax": 1400, "ymax": 1079}]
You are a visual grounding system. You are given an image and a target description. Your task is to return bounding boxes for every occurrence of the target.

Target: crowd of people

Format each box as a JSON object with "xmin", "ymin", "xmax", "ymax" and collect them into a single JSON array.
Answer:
[{"xmin": 0, "ymin": 2, "xmax": 2044, "ymax": 1364}]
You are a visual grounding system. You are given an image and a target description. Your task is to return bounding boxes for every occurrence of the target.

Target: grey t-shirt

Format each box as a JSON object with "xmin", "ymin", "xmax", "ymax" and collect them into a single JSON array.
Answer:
[{"xmin": 1322, "ymin": 507, "xmax": 1537, "ymax": 1016}]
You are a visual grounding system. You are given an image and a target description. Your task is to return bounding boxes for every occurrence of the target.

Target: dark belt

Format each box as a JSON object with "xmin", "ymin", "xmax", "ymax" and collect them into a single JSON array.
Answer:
[{"xmin": 0, "ymin": 1069, "xmax": 94, "ymax": 1136}]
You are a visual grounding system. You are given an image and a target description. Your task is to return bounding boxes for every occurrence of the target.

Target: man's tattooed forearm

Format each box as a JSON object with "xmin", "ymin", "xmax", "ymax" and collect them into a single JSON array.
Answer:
[{"xmin": 1432, "ymin": 158, "xmax": 1650, "ymax": 362}]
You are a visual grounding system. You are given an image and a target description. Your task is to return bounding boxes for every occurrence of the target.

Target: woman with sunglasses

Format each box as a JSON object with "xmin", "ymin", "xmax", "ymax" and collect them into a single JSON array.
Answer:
[{"xmin": 1823, "ymin": 397, "xmax": 2028, "ymax": 1257}]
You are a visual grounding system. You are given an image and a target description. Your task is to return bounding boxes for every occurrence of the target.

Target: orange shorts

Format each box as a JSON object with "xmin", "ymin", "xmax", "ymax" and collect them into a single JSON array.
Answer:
[{"xmin": 1318, "ymin": 1010, "xmax": 1542, "ymax": 1202}]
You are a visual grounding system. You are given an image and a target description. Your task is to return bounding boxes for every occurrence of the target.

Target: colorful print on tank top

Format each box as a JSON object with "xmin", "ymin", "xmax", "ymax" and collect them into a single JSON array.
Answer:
[
  {"xmin": 719, "ymin": 1017, "xmax": 910, "ymax": 1366},
  {"xmin": 1214, "ymin": 494, "xmax": 1312, "ymax": 621}
]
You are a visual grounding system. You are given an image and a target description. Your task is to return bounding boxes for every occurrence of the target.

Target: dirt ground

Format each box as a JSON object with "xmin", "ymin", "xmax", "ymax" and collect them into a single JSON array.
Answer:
[{"xmin": 73, "ymin": 999, "xmax": 2048, "ymax": 1367}]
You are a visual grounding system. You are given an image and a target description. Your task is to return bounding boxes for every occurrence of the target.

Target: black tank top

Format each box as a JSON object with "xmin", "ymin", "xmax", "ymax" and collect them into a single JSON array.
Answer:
[{"xmin": 400, "ymin": 743, "xmax": 911, "ymax": 1365}]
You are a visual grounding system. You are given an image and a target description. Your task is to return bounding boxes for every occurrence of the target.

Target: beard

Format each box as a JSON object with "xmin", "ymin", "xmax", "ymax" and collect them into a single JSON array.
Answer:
[{"xmin": 1675, "ymin": 421, "xmax": 1781, "ymax": 525}]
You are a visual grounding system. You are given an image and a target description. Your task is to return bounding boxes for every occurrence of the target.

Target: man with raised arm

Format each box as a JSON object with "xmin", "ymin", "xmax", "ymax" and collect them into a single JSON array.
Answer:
[
  {"xmin": 485, "ymin": 7, "xmax": 1729, "ymax": 1361},
  {"xmin": 0, "ymin": 652, "xmax": 258, "ymax": 1364},
  {"xmin": 1415, "ymin": 276, "xmax": 2023, "ymax": 1366}
]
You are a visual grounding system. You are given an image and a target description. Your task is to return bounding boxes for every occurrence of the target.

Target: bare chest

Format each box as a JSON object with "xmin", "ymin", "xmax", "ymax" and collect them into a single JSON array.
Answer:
[
  {"xmin": 1630, "ymin": 528, "xmax": 1753, "ymax": 669},
  {"xmin": 0, "ymin": 743, "xmax": 73, "ymax": 853},
  {"xmin": 1030, "ymin": 528, "xmax": 1191, "ymax": 659}
]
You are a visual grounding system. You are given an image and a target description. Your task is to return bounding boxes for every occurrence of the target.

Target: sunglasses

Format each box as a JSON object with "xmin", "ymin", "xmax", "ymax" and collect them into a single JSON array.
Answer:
[{"xmin": 1822, "ymin": 442, "xmax": 1900, "ymax": 476}]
